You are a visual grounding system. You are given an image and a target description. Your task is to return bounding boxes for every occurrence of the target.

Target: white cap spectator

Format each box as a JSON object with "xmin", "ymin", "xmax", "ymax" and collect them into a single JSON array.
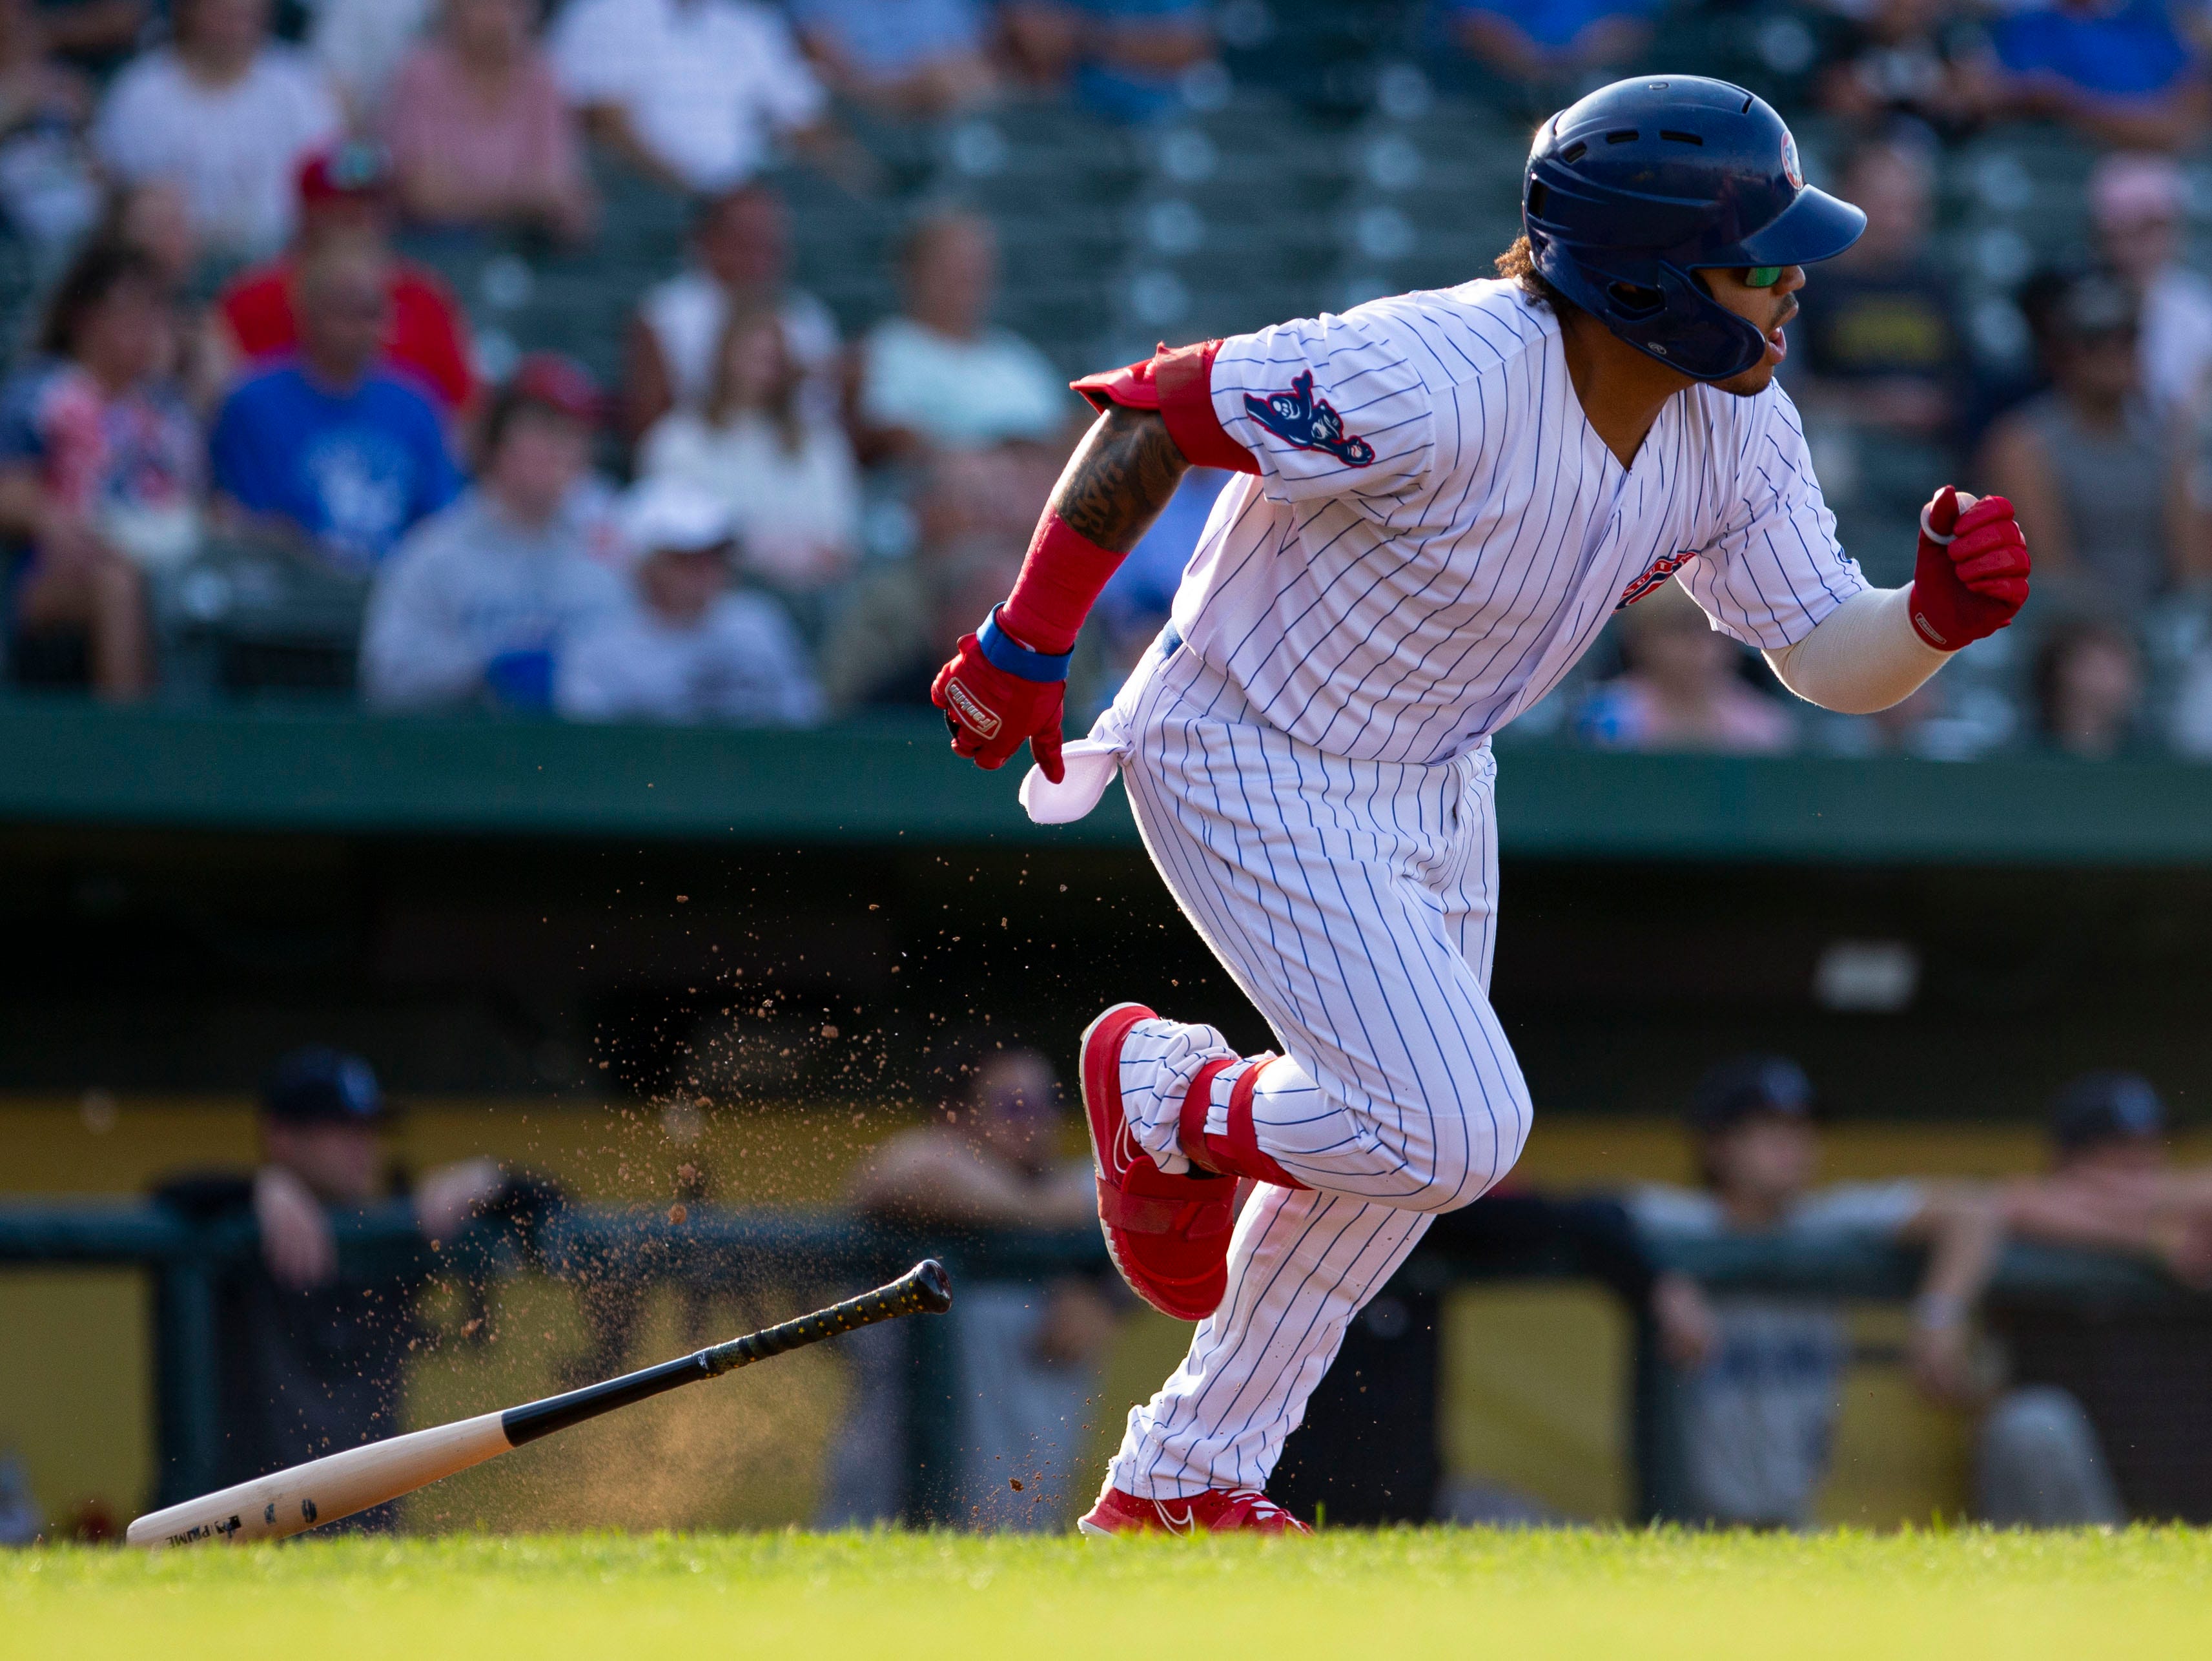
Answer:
[
  {"xmin": 557, "ymin": 476, "xmax": 824, "ymax": 726},
  {"xmin": 615, "ymin": 474, "xmax": 737, "ymax": 562}
]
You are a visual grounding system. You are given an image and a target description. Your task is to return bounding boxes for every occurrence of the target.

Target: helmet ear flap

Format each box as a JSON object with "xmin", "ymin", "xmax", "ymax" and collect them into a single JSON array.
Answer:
[
  {"xmin": 1630, "ymin": 265, "xmax": 1769, "ymax": 378},
  {"xmin": 1605, "ymin": 281, "xmax": 1664, "ymax": 320}
]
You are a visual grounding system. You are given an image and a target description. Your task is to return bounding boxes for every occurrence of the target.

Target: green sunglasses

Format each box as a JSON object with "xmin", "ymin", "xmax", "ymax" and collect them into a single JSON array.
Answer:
[{"xmin": 1744, "ymin": 266, "xmax": 1785, "ymax": 288}]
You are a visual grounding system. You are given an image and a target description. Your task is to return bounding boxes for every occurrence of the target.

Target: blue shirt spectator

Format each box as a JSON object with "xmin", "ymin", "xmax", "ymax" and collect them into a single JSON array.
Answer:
[
  {"xmin": 1447, "ymin": 0, "xmax": 1663, "ymax": 84},
  {"xmin": 210, "ymin": 241, "xmax": 460, "ymax": 573},
  {"xmin": 212, "ymin": 364, "xmax": 458, "ymax": 573},
  {"xmin": 1983, "ymin": 0, "xmax": 2207, "ymax": 149},
  {"xmin": 1450, "ymin": 0, "xmax": 1663, "ymax": 52},
  {"xmin": 1993, "ymin": 0, "xmax": 2193, "ymax": 100},
  {"xmin": 1003, "ymin": 0, "xmax": 1215, "ymax": 123},
  {"xmin": 790, "ymin": 0, "xmax": 995, "ymax": 117}
]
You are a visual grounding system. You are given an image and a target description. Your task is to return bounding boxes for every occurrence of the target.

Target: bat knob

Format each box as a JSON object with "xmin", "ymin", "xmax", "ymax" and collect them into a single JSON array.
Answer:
[{"xmin": 909, "ymin": 1259, "xmax": 953, "ymax": 1313}]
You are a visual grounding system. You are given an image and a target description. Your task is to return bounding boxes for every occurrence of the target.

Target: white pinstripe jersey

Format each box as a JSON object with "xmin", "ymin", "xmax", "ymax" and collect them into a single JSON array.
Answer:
[{"xmin": 1175, "ymin": 278, "xmax": 1865, "ymax": 765}]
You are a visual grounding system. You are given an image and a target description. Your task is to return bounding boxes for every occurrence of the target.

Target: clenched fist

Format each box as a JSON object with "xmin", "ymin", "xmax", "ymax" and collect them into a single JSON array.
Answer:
[
  {"xmin": 1909, "ymin": 486, "xmax": 2031, "ymax": 652},
  {"xmin": 932, "ymin": 614, "xmax": 1069, "ymax": 782}
]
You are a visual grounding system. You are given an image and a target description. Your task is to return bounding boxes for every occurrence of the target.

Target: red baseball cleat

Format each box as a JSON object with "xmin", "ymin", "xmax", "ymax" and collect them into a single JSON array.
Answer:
[
  {"xmin": 1078, "ymin": 1483, "xmax": 1311, "ymax": 1537},
  {"xmin": 1080, "ymin": 1002, "xmax": 1237, "ymax": 1321}
]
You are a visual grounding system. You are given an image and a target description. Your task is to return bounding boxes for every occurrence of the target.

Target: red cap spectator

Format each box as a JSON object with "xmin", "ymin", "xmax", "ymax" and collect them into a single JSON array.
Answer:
[
  {"xmin": 214, "ymin": 141, "xmax": 478, "ymax": 414},
  {"xmin": 296, "ymin": 139, "xmax": 395, "ymax": 211},
  {"xmin": 507, "ymin": 352, "xmax": 603, "ymax": 426}
]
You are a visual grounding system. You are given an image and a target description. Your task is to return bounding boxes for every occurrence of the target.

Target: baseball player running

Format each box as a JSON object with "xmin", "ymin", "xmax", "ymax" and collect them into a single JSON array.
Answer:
[{"xmin": 932, "ymin": 76, "xmax": 2030, "ymax": 1536}]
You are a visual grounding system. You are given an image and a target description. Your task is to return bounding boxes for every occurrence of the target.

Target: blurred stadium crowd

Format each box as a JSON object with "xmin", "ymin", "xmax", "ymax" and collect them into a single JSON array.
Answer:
[{"xmin": 3, "ymin": 0, "xmax": 2212, "ymax": 752}]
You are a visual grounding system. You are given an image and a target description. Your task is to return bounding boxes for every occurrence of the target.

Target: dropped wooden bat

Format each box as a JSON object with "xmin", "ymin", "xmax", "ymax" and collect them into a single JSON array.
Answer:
[{"xmin": 127, "ymin": 1259, "xmax": 952, "ymax": 1547}]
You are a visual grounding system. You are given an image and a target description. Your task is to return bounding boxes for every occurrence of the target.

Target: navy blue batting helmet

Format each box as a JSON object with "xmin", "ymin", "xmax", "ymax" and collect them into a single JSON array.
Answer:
[{"xmin": 1523, "ymin": 76, "xmax": 1865, "ymax": 382}]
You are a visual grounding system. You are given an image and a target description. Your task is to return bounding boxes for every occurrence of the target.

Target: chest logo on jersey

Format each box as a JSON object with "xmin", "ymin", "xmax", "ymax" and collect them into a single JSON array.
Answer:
[
  {"xmin": 1243, "ymin": 371, "xmax": 1377, "ymax": 467},
  {"xmin": 1616, "ymin": 550, "xmax": 1699, "ymax": 610}
]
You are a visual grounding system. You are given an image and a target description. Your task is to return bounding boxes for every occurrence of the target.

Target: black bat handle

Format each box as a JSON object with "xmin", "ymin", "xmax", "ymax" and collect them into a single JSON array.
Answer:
[
  {"xmin": 502, "ymin": 1260, "xmax": 952, "ymax": 1447},
  {"xmin": 704, "ymin": 1259, "xmax": 954, "ymax": 1374}
]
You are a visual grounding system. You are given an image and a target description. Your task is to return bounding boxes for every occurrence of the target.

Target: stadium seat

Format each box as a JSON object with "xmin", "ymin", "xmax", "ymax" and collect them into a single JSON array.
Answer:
[{"xmin": 152, "ymin": 535, "xmax": 370, "ymax": 699}]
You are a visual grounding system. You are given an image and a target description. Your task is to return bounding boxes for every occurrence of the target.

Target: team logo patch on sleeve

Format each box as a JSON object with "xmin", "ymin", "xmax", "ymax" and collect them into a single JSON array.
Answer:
[
  {"xmin": 1616, "ymin": 550, "xmax": 1699, "ymax": 609},
  {"xmin": 1243, "ymin": 371, "xmax": 1377, "ymax": 467}
]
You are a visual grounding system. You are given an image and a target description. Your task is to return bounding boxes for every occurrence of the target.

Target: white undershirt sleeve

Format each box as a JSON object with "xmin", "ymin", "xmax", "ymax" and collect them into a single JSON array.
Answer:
[{"xmin": 1762, "ymin": 583, "xmax": 1950, "ymax": 715}]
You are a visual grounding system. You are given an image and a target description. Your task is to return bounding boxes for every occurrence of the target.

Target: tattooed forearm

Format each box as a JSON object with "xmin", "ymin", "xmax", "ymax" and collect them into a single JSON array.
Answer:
[{"xmin": 1049, "ymin": 406, "xmax": 1191, "ymax": 553}]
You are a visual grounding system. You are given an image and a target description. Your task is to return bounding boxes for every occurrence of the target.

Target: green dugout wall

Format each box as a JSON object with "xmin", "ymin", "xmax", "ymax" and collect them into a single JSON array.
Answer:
[{"xmin": 1, "ymin": 699, "xmax": 2207, "ymax": 1116}]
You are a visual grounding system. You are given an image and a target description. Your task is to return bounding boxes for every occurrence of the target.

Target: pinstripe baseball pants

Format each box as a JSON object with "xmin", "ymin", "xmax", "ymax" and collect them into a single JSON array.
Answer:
[{"xmin": 1100, "ymin": 645, "xmax": 1533, "ymax": 1500}]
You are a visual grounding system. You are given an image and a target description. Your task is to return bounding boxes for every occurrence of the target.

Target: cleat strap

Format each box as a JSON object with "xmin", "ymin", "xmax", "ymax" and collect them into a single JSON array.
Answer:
[
  {"xmin": 1200, "ymin": 1056, "xmax": 1310, "ymax": 1189},
  {"xmin": 1178, "ymin": 1057, "xmax": 1238, "ymax": 1173}
]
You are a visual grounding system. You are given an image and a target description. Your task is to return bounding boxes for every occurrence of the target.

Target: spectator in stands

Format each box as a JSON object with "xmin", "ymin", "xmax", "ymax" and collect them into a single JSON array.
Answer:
[
  {"xmin": 2004, "ymin": 1072, "xmax": 2212, "ymax": 1281},
  {"xmin": 93, "ymin": 0, "xmax": 343, "ymax": 263},
  {"xmin": 2029, "ymin": 613, "xmax": 2145, "ymax": 758},
  {"xmin": 0, "ymin": 1447, "xmax": 35, "ymax": 1543},
  {"xmin": 1790, "ymin": 136, "xmax": 1963, "ymax": 448},
  {"xmin": 2091, "ymin": 151, "xmax": 2212, "ymax": 423},
  {"xmin": 791, "ymin": 0, "xmax": 998, "ymax": 119},
  {"xmin": 858, "ymin": 209, "xmax": 1070, "ymax": 455},
  {"xmin": 556, "ymin": 477, "xmax": 824, "ymax": 725},
  {"xmin": 2166, "ymin": 620, "xmax": 2212, "ymax": 757},
  {"xmin": 821, "ymin": 1044, "xmax": 1112, "ymax": 1530},
  {"xmin": 216, "ymin": 143, "xmax": 478, "ymax": 417},
  {"xmin": 636, "ymin": 306, "xmax": 861, "ymax": 597},
  {"xmin": 108, "ymin": 177, "xmax": 196, "ymax": 298},
  {"xmin": 1816, "ymin": 0, "xmax": 1989, "ymax": 140},
  {"xmin": 0, "ymin": 0, "xmax": 101, "ymax": 267},
  {"xmin": 1001, "ymin": 0, "xmax": 1216, "ymax": 122},
  {"xmin": 1628, "ymin": 1055, "xmax": 2122, "ymax": 1529},
  {"xmin": 1575, "ymin": 579, "xmax": 1797, "ymax": 754},
  {"xmin": 622, "ymin": 182, "xmax": 840, "ymax": 441},
  {"xmin": 210, "ymin": 238, "xmax": 462, "ymax": 573},
  {"xmin": 1444, "ymin": 0, "xmax": 1661, "ymax": 100},
  {"xmin": 1979, "ymin": 271, "xmax": 2192, "ymax": 620},
  {"xmin": 818, "ymin": 444, "xmax": 1032, "ymax": 710},
  {"xmin": 549, "ymin": 0, "xmax": 839, "ymax": 195},
  {"xmin": 0, "ymin": 241, "xmax": 199, "ymax": 700},
  {"xmin": 36, "ymin": 2, "xmax": 154, "ymax": 78},
  {"xmin": 362, "ymin": 353, "xmax": 624, "ymax": 713},
  {"xmin": 150, "ymin": 1047, "xmax": 510, "ymax": 1525},
  {"xmin": 103, "ymin": 178, "xmax": 235, "ymax": 410},
  {"xmin": 382, "ymin": 0, "xmax": 595, "ymax": 245},
  {"xmin": 1976, "ymin": 0, "xmax": 2209, "ymax": 152},
  {"xmin": 1276, "ymin": 1187, "xmax": 1719, "ymax": 1525},
  {"xmin": 305, "ymin": 0, "xmax": 436, "ymax": 127}
]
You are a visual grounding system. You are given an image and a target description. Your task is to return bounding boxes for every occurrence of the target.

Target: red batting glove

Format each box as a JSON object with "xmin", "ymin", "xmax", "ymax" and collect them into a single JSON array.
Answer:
[
  {"xmin": 932, "ymin": 627, "xmax": 1067, "ymax": 782},
  {"xmin": 1909, "ymin": 486, "xmax": 2031, "ymax": 652}
]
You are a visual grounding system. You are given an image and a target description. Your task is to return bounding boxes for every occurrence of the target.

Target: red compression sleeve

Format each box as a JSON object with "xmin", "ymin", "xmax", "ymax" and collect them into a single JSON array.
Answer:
[
  {"xmin": 999, "ymin": 512, "xmax": 1123, "ymax": 656},
  {"xmin": 1072, "ymin": 340, "xmax": 1257, "ymax": 475}
]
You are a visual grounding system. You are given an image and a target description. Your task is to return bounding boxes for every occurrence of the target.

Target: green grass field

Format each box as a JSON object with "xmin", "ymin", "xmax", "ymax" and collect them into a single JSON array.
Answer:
[{"xmin": 5, "ymin": 1529, "xmax": 2207, "ymax": 1659}]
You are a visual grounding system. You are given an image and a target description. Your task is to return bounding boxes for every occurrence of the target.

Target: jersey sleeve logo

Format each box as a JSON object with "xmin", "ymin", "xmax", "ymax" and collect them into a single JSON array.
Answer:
[
  {"xmin": 1616, "ymin": 550, "xmax": 1699, "ymax": 610},
  {"xmin": 1242, "ymin": 371, "xmax": 1377, "ymax": 467}
]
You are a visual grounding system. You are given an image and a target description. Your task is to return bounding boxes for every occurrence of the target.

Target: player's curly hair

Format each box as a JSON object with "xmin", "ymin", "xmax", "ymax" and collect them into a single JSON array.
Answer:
[{"xmin": 1494, "ymin": 234, "xmax": 1579, "ymax": 316}]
